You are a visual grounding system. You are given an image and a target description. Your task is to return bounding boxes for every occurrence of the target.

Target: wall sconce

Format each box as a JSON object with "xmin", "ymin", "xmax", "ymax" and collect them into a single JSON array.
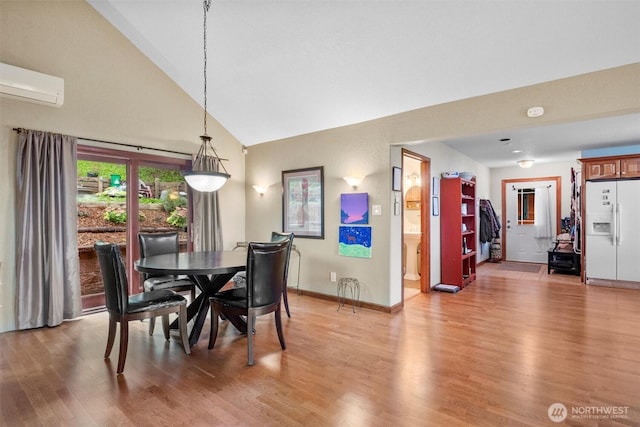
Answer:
[
  {"xmin": 252, "ymin": 185, "xmax": 266, "ymax": 195},
  {"xmin": 405, "ymin": 173, "xmax": 421, "ymax": 187},
  {"xmin": 343, "ymin": 176, "xmax": 364, "ymax": 189},
  {"xmin": 517, "ymin": 159, "xmax": 535, "ymax": 168}
]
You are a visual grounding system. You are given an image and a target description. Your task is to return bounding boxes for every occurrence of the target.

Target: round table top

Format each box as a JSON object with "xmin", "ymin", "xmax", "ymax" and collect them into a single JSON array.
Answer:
[{"xmin": 134, "ymin": 250, "xmax": 247, "ymax": 276}]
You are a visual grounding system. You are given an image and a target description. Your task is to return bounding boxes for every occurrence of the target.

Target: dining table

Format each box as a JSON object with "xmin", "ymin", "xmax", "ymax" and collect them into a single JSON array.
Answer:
[{"xmin": 134, "ymin": 250, "xmax": 248, "ymax": 347}]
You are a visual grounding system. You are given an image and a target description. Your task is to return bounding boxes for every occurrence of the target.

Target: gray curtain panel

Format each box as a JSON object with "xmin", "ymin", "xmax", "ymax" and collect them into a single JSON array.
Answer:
[
  {"xmin": 15, "ymin": 130, "xmax": 82, "ymax": 329},
  {"xmin": 191, "ymin": 158, "xmax": 224, "ymax": 252}
]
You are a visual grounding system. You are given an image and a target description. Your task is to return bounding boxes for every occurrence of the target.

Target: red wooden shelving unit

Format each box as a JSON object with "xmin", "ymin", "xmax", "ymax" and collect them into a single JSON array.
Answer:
[{"xmin": 440, "ymin": 177, "xmax": 476, "ymax": 288}]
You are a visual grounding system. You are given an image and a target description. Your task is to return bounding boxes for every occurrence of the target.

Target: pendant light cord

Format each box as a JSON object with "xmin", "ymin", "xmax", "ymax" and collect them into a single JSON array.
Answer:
[{"xmin": 203, "ymin": 0, "xmax": 212, "ymax": 137}]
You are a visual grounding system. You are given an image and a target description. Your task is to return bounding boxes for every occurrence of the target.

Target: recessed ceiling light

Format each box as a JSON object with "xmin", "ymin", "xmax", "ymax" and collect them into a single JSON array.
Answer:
[
  {"xmin": 512, "ymin": 149, "xmax": 522, "ymax": 154},
  {"xmin": 500, "ymin": 138, "xmax": 511, "ymax": 142}
]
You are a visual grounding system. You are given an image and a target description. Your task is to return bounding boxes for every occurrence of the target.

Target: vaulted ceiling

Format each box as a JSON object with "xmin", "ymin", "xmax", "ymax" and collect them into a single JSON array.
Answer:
[{"xmin": 88, "ymin": 0, "xmax": 640, "ymax": 167}]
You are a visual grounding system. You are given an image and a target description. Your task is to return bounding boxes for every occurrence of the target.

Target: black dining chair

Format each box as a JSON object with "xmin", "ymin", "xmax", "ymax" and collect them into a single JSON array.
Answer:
[
  {"xmin": 95, "ymin": 243, "xmax": 190, "ymax": 374},
  {"xmin": 270, "ymin": 232, "xmax": 294, "ymax": 317},
  {"xmin": 208, "ymin": 239, "xmax": 290, "ymax": 366},
  {"xmin": 138, "ymin": 232, "xmax": 196, "ymax": 335},
  {"xmin": 227, "ymin": 232, "xmax": 295, "ymax": 317}
]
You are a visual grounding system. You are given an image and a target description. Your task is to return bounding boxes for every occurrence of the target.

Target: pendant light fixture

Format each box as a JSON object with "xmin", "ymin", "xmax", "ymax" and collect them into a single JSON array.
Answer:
[{"xmin": 183, "ymin": 0, "xmax": 230, "ymax": 192}]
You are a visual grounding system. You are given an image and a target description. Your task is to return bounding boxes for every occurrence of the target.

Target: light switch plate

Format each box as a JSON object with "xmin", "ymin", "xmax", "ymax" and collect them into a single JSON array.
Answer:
[{"xmin": 372, "ymin": 204, "xmax": 382, "ymax": 215}]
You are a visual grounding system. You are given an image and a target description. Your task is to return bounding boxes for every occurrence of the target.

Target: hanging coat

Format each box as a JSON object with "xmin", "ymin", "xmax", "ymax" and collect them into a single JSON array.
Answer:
[
  {"xmin": 479, "ymin": 199, "xmax": 501, "ymax": 242},
  {"xmin": 479, "ymin": 206, "xmax": 493, "ymax": 243}
]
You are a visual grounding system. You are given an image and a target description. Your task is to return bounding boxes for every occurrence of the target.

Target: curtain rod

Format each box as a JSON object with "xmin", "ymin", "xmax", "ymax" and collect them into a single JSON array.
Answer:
[
  {"xmin": 11, "ymin": 127, "xmax": 218, "ymax": 159},
  {"xmin": 512, "ymin": 184, "xmax": 552, "ymax": 190}
]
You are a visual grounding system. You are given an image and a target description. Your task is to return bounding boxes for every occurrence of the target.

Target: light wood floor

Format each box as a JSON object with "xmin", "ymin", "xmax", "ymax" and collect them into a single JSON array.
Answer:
[{"xmin": 2, "ymin": 264, "xmax": 640, "ymax": 426}]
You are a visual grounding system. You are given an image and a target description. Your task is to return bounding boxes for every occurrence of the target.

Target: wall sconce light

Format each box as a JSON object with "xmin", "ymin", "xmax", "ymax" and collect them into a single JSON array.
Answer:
[
  {"xmin": 517, "ymin": 159, "xmax": 535, "ymax": 168},
  {"xmin": 343, "ymin": 176, "xmax": 364, "ymax": 189},
  {"xmin": 405, "ymin": 173, "xmax": 421, "ymax": 187},
  {"xmin": 252, "ymin": 185, "xmax": 266, "ymax": 195}
]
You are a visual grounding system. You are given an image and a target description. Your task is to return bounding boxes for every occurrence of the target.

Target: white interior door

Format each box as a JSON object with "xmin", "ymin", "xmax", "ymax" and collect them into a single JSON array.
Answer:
[{"xmin": 505, "ymin": 180, "xmax": 558, "ymax": 263}]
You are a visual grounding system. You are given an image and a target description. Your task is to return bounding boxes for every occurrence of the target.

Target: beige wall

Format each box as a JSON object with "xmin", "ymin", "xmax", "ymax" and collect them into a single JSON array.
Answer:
[{"xmin": 0, "ymin": 1, "xmax": 245, "ymax": 332}]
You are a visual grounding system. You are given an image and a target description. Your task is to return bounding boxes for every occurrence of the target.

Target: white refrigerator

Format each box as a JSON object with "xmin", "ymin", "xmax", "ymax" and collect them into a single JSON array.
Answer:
[{"xmin": 585, "ymin": 180, "xmax": 640, "ymax": 282}]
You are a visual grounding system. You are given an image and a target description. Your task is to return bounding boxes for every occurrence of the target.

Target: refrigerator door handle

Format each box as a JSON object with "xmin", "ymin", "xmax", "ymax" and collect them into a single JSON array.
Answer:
[
  {"xmin": 612, "ymin": 204, "xmax": 617, "ymax": 246},
  {"xmin": 616, "ymin": 203, "xmax": 621, "ymax": 246}
]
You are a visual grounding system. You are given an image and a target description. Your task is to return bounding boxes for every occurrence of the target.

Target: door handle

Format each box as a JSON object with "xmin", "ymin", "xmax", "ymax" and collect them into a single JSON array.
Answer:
[
  {"xmin": 616, "ymin": 203, "xmax": 621, "ymax": 245},
  {"xmin": 612, "ymin": 204, "xmax": 617, "ymax": 246}
]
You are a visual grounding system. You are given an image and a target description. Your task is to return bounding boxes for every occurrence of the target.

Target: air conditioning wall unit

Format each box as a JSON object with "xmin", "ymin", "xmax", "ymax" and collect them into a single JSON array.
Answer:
[{"xmin": 0, "ymin": 63, "xmax": 64, "ymax": 108}]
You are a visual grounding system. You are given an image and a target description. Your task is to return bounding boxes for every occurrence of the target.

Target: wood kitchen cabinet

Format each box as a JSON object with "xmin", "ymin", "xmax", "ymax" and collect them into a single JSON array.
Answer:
[
  {"xmin": 582, "ymin": 158, "xmax": 619, "ymax": 180},
  {"xmin": 620, "ymin": 157, "xmax": 640, "ymax": 178},
  {"xmin": 581, "ymin": 154, "xmax": 640, "ymax": 180}
]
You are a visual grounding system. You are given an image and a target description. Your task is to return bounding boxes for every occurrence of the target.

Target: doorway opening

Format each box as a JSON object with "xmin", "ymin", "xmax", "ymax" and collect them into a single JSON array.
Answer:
[{"xmin": 402, "ymin": 149, "xmax": 431, "ymax": 301}]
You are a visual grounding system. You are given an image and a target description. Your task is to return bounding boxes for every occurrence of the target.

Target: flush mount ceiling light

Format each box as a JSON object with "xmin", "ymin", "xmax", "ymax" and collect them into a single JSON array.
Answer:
[
  {"xmin": 183, "ymin": 0, "xmax": 230, "ymax": 192},
  {"xmin": 517, "ymin": 159, "xmax": 535, "ymax": 168}
]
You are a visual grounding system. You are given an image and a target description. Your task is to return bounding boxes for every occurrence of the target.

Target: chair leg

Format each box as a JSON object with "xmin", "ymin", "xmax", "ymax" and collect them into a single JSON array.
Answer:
[
  {"xmin": 161, "ymin": 315, "xmax": 170, "ymax": 341},
  {"xmin": 247, "ymin": 308, "xmax": 255, "ymax": 366},
  {"xmin": 178, "ymin": 304, "xmax": 191, "ymax": 355},
  {"xmin": 275, "ymin": 307, "xmax": 286, "ymax": 350},
  {"xmin": 104, "ymin": 316, "xmax": 117, "ymax": 359},
  {"xmin": 282, "ymin": 286, "xmax": 291, "ymax": 318},
  {"xmin": 148, "ymin": 316, "xmax": 156, "ymax": 335},
  {"xmin": 117, "ymin": 320, "xmax": 129, "ymax": 374},
  {"xmin": 208, "ymin": 304, "xmax": 220, "ymax": 350}
]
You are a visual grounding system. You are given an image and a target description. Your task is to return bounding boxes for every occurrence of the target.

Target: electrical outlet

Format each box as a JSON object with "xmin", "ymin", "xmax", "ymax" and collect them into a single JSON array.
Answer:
[{"xmin": 330, "ymin": 272, "xmax": 337, "ymax": 282}]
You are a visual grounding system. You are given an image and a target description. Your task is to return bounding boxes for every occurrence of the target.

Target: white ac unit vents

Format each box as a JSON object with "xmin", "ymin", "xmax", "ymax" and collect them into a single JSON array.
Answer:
[{"xmin": 0, "ymin": 63, "xmax": 64, "ymax": 108}]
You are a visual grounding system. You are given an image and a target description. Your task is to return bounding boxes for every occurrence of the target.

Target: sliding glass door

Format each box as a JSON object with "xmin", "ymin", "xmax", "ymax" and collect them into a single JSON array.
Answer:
[
  {"xmin": 77, "ymin": 144, "xmax": 191, "ymax": 311},
  {"xmin": 136, "ymin": 162, "xmax": 190, "ymax": 256}
]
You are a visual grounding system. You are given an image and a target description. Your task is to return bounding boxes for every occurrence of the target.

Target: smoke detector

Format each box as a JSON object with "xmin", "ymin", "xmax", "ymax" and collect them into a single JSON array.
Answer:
[{"xmin": 527, "ymin": 106, "xmax": 544, "ymax": 118}]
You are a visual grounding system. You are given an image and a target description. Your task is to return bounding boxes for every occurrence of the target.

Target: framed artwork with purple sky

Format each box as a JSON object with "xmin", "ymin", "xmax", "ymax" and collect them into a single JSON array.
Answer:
[{"xmin": 340, "ymin": 193, "xmax": 369, "ymax": 224}]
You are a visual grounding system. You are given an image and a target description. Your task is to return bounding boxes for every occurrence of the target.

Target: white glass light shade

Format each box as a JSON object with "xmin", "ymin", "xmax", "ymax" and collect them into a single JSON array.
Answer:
[
  {"xmin": 343, "ymin": 176, "xmax": 364, "ymax": 188},
  {"xmin": 252, "ymin": 185, "xmax": 267, "ymax": 194},
  {"xmin": 184, "ymin": 171, "xmax": 229, "ymax": 192},
  {"xmin": 183, "ymin": 135, "xmax": 231, "ymax": 192},
  {"xmin": 405, "ymin": 173, "xmax": 420, "ymax": 186},
  {"xmin": 517, "ymin": 159, "xmax": 535, "ymax": 168}
]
